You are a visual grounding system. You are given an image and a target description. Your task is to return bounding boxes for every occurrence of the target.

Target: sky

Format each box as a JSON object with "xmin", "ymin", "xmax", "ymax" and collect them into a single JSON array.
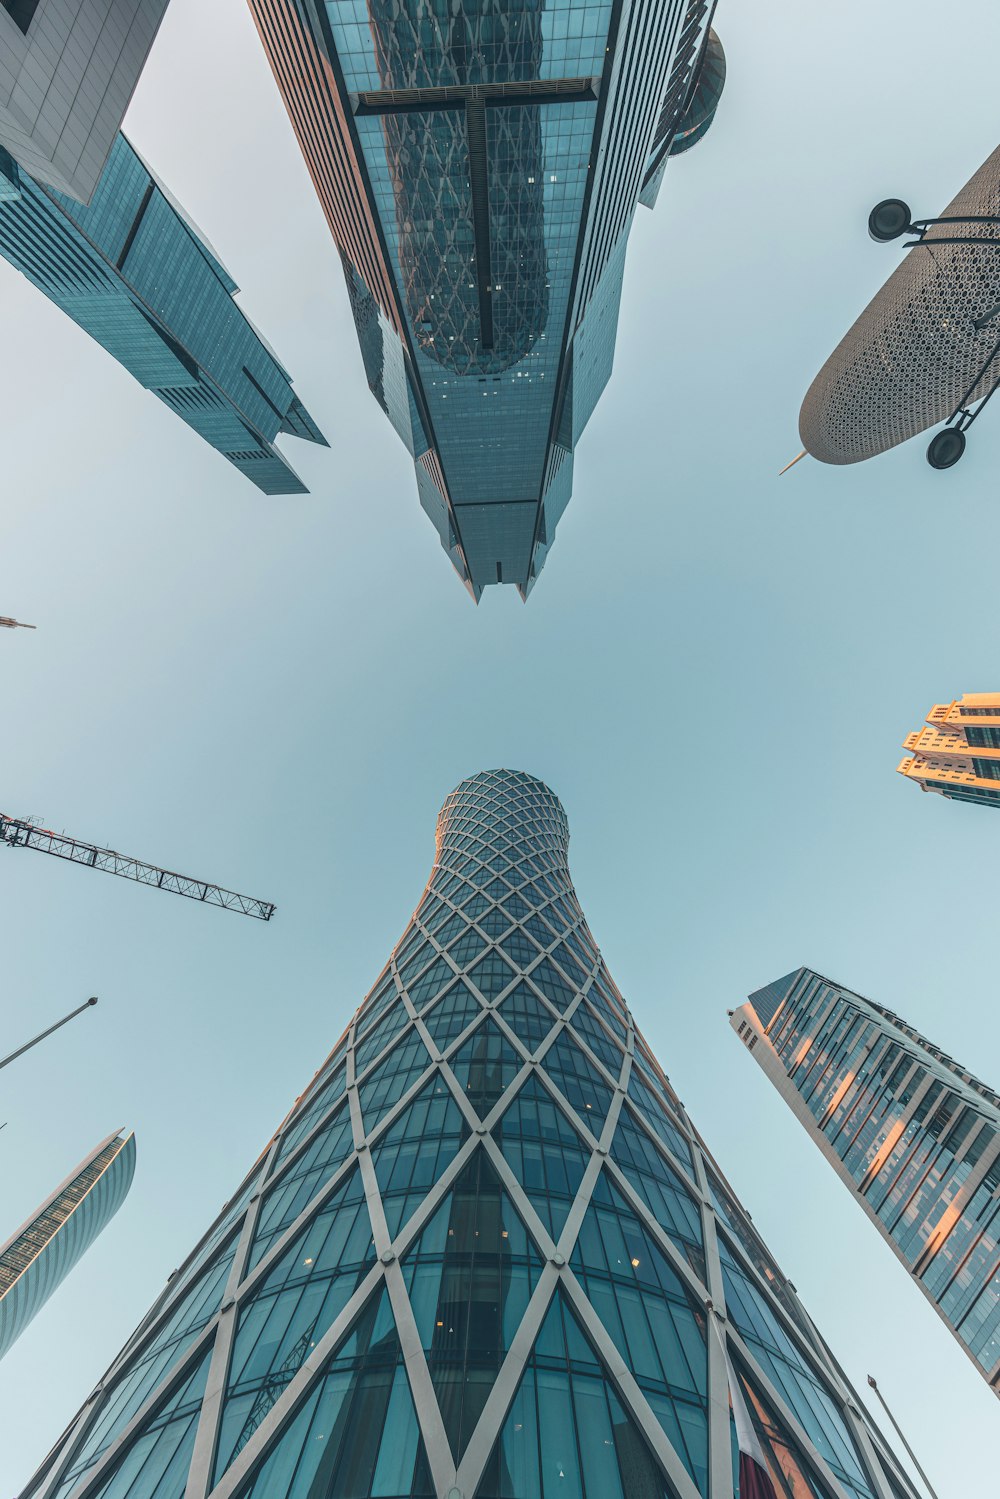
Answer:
[{"xmin": 1, "ymin": 0, "xmax": 998, "ymax": 1490}]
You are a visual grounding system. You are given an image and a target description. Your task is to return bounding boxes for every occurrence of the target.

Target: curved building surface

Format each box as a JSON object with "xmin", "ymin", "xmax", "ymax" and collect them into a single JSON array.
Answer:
[
  {"xmin": 0, "ymin": 1130, "xmax": 135, "ymax": 1361},
  {"xmin": 26, "ymin": 772, "xmax": 919, "ymax": 1499},
  {"xmin": 800, "ymin": 146, "xmax": 1000, "ymax": 464}
]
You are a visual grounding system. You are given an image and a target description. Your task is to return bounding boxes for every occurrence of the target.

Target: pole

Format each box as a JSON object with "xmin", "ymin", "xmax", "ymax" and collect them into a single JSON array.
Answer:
[
  {"xmin": 867, "ymin": 1376, "xmax": 939, "ymax": 1499},
  {"xmin": 0, "ymin": 997, "xmax": 98, "ymax": 1072}
]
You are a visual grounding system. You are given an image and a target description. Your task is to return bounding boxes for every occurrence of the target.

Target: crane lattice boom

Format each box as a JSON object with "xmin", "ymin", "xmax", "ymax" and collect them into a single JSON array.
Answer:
[{"xmin": 0, "ymin": 814, "xmax": 275, "ymax": 921}]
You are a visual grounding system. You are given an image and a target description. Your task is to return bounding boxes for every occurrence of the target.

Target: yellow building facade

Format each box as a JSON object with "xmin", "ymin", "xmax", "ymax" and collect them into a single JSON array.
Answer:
[{"xmin": 898, "ymin": 693, "xmax": 1000, "ymax": 807}]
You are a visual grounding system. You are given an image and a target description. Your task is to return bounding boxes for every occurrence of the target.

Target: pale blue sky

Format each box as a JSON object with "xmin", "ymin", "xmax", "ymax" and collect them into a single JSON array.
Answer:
[{"xmin": 1, "ymin": 0, "xmax": 998, "ymax": 1489}]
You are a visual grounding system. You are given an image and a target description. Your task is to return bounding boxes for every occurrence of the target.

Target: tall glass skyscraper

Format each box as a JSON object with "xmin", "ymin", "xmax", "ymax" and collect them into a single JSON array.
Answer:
[
  {"xmin": 0, "ymin": 1130, "xmax": 135, "ymax": 1361},
  {"xmin": 248, "ymin": 0, "xmax": 725, "ymax": 597},
  {"xmin": 26, "ymin": 774, "xmax": 919, "ymax": 1499},
  {"xmin": 732, "ymin": 968, "xmax": 1000, "ymax": 1396},
  {"xmin": 0, "ymin": 134, "xmax": 326, "ymax": 494}
]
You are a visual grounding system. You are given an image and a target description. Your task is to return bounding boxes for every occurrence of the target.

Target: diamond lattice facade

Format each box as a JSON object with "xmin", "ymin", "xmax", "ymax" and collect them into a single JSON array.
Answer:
[
  {"xmin": 799, "ymin": 146, "xmax": 1000, "ymax": 466},
  {"xmin": 897, "ymin": 693, "xmax": 1000, "ymax": 809},
  {"xmin": 248, "ymin": 0, "xmax": 724, "ymax": 598},
  {"xmin": 0, "ymin": 1130, "xmax": 135, "ymax": 1362},
  {"xmin": 27, "ymin": 773, "xmax": 919, "ymax": 1499},
  {"xmin": 732, "ymin": 968, "xmax": 1000, "ymax": 1395}
]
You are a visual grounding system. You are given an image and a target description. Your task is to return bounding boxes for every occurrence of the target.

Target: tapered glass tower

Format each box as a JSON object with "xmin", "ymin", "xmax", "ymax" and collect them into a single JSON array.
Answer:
[{"xmin": 27, "ymin": 772, "xmax": 920, "ymax": 1499}]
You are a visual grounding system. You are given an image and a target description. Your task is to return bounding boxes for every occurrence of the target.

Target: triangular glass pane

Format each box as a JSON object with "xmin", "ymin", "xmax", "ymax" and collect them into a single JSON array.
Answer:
[
  {"xmin": 497, "ymin": 982, "xmax": 557, "ymax": 1055},
  {"xmin": 448, "ymin": 929, "xmax": 488, "ymax": 968},
  {"xmin": 468, "ymin": 951, "xmax": 516, "ymax": 1000},
  {"xmin": 522, "ymin": 911, "xmax": 555, "ymax": 947},
  {"xmin": 394, "ymin": 926, "xmax": 426, "ymax": 969},
  {"xmin": 356, "ymin": 1029, "xmax": 431, "ymax": 1134},
  {"xmin": 495, "ymin": 1075, "xmax": 592, "ymax": 1239},
  {"xmin": 423, "ymin": 980, "xmax": 483, "ymax": 1050},
  {"xmin": 355, "ymin": 999, "xmax": 409, "ymax": 1072},
  {"xmin": 570, "ymin": 1170, "xmax": 709, "ymax": 1493},
  {"xmin": 431, "ymin": 909, "xmax": 467, "ymax": 946},
  {"xmin": 475, "ymin": 1290, "xmax": 678, "ymax": 1499},
  {"xmin": 570, "ymin": 999, "xmax": 626, "ymax": 1079},
  {"xmin": 562, "ymin": 927, "xmax": 594, "ymax": 971},
  {"xmin": 355, "ymin": 973, "xmax": 397, "ymax": 1035},
  {"xmin": 252, "ymin": 1101, "xmax": 356, "ymax": 1267},
  {"xmin": 718, "ymin": 1239, "xmax": 875, "ymax": 1496},
  {"xmin": 626, "ymin": 1072, "xmax": 692, "ymax": 1171},
  {"xmin": 406, "ymin": 955, "xmax": 457, "ymax": 1007},
  {"xmin": 401, "ymin": 1149, "xmax": 544, "ymax": 1462},
  {"xmin": 590, "ymin": 969, "xmax": 629, "ymax": 1035},
  {"xmin": 610, "ymin": 1109, "xmax": 704, "ymax": 1274},
  {"xmin": 276, "ymin": 1061, "xmax": 348, "ymax": 1166},
  {"xmin": 499, "ymin": 929, "xmax": 540, "ymax": 969},
  {"xmin": 451, "ymin": 1019, "xmax": 523, "ymax": 1114},
  {"xmin": 55, "ymin": 1252, "xmax": 232, "ymax": 1495},
  {"xmin": 529, "ymin": 957, "xmax": 575, "ymax": 1011},
  {"xmin": 731, "ymin": 1362, "xmax": 827, "ymax": 1499},
  {"xmin": 214, "ymin": 1167, "xmax": 374, "ymax": 1481},
  {"xmin": 543, "ymin": 1030, "xmax": 614, "ymax": 1138},
  {"xmin": 478, "ymin": 908, "xmax": 512, "ymax": 938},
  {"xmin": 237, "ymin": 1285, "xmax": 434, "ymax": 1499},
  {"xmin": 83, "ymin": 1350, "xmax": 211, "ymax": 1499},
  {"xmin": 552, "ymin": 941, "xmax": 590, "ymax": 988},
  {"xmin": 371, "ymin": 1076, "xmax": 470, "ymax": 1238}
]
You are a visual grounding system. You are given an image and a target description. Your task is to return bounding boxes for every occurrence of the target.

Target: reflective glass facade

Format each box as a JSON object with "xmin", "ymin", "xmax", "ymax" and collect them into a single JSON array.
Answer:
[
  {"xmin": 249, "ymin": 0, "xmax": 721, "ymax": 596},
  {"xmin": 0, "ymin": 1130, "xmax": 135, "ymax": 1360},
  {"xmin": 733, "ymin": 968, "xmax": 1000, "ymax": 1397},
  {"xmin": 26, "ymin": 775, "xmax": 919, "ymax": 1499},
  {"xmin": 0, "ymin": 134, "xmax": 326, "ymax": 494}
]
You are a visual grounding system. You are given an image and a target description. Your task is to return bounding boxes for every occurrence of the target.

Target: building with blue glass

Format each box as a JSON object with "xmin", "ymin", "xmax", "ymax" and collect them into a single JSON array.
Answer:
[
  {"xmin": 0, "ymin": 134, "xmax": 326, "ymax": 494},
  {"xmin": 732, "ymin": 968, "xmax": 1000, "ymax": 1397},
  {"xmin": 0, "ymin": 1129, "xmax": 135, "ymax": 1361},
  {"xmin": 248, "ymin": 0, "xmax": 726, "ymax": 596},
  {"xmin": 0, "ymin": 0, "xmax": 169, "ymax": 203},
  {"xmin": 25, "ymin": 774, "xmax": 921, "ymax": 1498}
]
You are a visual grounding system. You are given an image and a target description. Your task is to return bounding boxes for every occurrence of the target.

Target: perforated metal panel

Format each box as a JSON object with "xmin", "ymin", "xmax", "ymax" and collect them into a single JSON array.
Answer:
[{"xmin": 800, "ymin": 146, "xmax": 1000, "ymax": 464}]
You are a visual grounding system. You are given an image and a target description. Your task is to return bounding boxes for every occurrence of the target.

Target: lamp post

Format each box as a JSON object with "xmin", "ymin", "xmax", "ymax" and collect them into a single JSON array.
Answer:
[
  {"xmin": 0, "ymin": 997, "xmax": 98, "ymax": 1072},
  {"xmin": 867, "ymin": 1376, "xmax": 939, "ymax": 1499}
]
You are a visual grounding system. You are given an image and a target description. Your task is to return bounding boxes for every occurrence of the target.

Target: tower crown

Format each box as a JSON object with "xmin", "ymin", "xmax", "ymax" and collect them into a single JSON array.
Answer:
[{"xmin": 436, "ymin": 769, "xmax": 569, "ymax": 863}]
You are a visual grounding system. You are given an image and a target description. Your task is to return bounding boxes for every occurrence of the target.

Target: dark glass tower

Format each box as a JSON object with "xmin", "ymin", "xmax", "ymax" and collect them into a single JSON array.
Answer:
[
  {"xmin": 248, "ymin": 0, "xmax": 725, "ymax": 597},
  {"xmin": 27, "ymin": 773, "xmax": 918, "ymax": 1499},
  {"xmin": 0, "ymin": 134, "xmax": 326, "ymax": 494}
]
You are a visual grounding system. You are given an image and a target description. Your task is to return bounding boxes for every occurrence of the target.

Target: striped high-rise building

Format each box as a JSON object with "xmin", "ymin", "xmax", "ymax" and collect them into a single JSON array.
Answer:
[
  {"xmin": 0, "ymin": 1130, "xmax": 135, "ymax": 1361},
  {"xmin": 898, "ymin": 693, "xmax": 1000, "ymax": 809},
  {"xmin": 25, "ymin": 774, "xmax": 920, "ymax": 1499},
  {"xmin": 247, "ymin": 0, "xmax": 726, "ymax": 597},
  {"xmin": 732, "ymin": 968, "xmax": 1000, "ymax": 1396}
]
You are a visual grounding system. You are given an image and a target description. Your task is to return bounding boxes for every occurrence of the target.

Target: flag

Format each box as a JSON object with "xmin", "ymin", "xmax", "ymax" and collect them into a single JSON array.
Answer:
[{"xmin": 713, "ymin": 1317, "xmax": 779, "ymax": 1499}]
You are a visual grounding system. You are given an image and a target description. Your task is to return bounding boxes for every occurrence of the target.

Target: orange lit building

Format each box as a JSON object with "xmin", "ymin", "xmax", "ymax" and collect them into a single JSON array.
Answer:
[
  {"xmin": 732, "ymin": 969, "xmax": 1000, "ymax": 1396},
  {"xmin": 898, "ymin": 693, "xmax": 1000, "ymax": 808}
]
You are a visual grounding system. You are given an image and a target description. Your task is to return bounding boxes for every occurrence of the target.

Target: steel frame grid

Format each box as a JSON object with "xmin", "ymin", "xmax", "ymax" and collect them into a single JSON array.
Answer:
[{"xmin": 24, "ymin": 772, "xmax": 921, "ymax": 1499}]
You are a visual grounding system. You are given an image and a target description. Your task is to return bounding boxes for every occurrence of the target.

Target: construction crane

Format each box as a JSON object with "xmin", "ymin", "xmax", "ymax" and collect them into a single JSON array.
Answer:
[
  {"xmin": 1, "ymin": 616, "xmax": 35, "ymax": 630},
  {"xmin": 0, "ymin": 814, "xmax": 275, "ymax": 921}
]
